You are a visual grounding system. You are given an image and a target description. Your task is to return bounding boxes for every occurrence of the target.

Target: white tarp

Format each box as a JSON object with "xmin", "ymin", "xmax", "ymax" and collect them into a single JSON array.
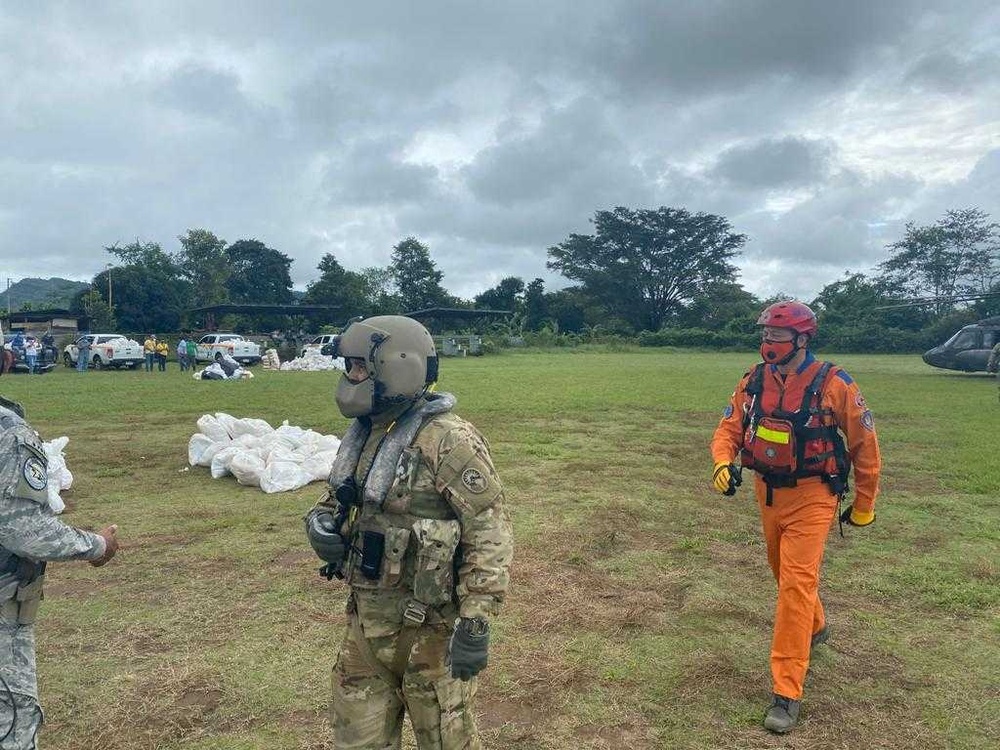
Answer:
[
  {"xmin": 187, "ymin": 412, "xmax": 341, "ymax": 493},
  {"xmin": 42, "ymin": 436, "xmax": 73, "ymax": 514},
  {"xmin": 279, "ymin": 349, "xmax": 346, "ymax": 372}
]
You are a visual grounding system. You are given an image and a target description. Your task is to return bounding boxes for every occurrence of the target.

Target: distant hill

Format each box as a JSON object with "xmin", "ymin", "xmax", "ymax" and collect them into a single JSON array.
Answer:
[{"xmin": 2, "ymin": 277, "xmax": 90, "ymax": 311}]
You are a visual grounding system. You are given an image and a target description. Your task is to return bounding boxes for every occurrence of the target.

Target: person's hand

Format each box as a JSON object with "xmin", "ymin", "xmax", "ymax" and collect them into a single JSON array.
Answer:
[
  {"xmin": 90, "ymin": 524, "xmax": 119, "ymax": 567},
  {"xmin": 840, "ymin": 507, "xmax": 875, "ymax": 527},
  {"xmin": 713, "ymin": 462, "xmax": 742, "ymax": 496},
  {"xmin": 449, "ymin": 617, "xmax": 490, "ymax": 681},
  {"xmin": 306, "ymin": 511, "xmax": 346, "ymax": 565}
]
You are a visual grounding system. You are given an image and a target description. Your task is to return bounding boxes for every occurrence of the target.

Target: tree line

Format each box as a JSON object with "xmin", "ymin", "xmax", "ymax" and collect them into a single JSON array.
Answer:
[{"xmin": 64, "ymin": 207, "xmax": 1000, "ymax": 352}]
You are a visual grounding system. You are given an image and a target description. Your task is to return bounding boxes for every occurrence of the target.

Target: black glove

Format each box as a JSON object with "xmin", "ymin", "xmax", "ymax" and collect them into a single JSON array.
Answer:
[
  {"xmin": 306, "ymin": 511, "xmax": 346, "ymax": 565},
  {"xmin": 449, "ymin": 617, "xmax": 490, "ymax": 681}
]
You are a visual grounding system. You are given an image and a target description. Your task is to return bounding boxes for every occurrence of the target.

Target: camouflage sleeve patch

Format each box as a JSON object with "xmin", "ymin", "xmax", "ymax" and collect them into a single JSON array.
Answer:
[
  {"xmin": 433, "ymin": 427, "xmax": 503, "ymax": 519},
  {"xmin": 12, "ymin": 441, "xmax": 49, "ymax": 505}
]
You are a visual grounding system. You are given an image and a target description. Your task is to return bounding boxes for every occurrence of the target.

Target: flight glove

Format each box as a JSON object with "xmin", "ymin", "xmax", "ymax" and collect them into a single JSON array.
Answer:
[
  {"xmin": 840, "ymin": 507, "xmax": 875, "ymax": 527},
  {"xmin": 449, "ymin": 617, "xmax": 490, "ymax": 681},
  {"xmin": 306, "ymin": 510, "xmax": 347, "ymax": 565},
  {"xmin": 713, "ymin": 462, "xmax": 742, "ymax": 496}
]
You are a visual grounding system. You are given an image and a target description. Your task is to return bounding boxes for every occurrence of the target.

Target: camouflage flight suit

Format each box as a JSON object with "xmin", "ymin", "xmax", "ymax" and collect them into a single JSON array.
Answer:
[
  {"xmin": 317, "ymin": 393, "xmax": 512, "ymax": 750},
  {"xmin": 989, "ymin": 343, "xmax": 1000, "ymax": 403},
  {"xmin": 0, "ymin": 406, "xmax": 107, "ymax": 749}
]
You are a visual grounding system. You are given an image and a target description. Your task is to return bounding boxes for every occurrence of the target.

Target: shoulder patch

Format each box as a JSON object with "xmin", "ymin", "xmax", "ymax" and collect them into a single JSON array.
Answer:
[
  {"xmin": 723, "ymin": 405, "xmax": 734, "ymax": 418},
  {"xmin": 860, "ymin": 409, "xmax": 875, "ymax": 432},
  {"xmin": 835, "ymin": 370, "xmax": 854, "ymax": 385},
  {"xmin": 461, "ymin": 467, "xmax": 488, "ymax": 494},
  {"xmin": 23, "ymin": 456, "xmax": 47, "ymax": 491}
]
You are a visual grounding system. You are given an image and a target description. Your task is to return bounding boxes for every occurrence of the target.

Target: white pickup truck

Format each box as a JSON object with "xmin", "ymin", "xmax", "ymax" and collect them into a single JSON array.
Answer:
[
  {"xmin": 195, "ymin": 334, "xmax": 262, "ymax": 365},
  {"xmin": 63, "ymin": 334, "xmax": 145, "ymax": 370}
]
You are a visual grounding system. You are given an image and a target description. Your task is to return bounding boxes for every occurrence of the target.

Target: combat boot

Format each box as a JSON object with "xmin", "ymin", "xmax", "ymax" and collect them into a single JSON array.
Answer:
[
  {"xmin": 763, "ymin": 694, "xmax": 800, "ymax": 733},
  {"xmin": 810, "ymin": 625, "xmax": 830, "ymax": 650}
]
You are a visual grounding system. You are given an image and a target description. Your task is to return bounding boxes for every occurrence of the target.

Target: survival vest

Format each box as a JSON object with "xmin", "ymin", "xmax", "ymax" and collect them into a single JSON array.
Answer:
[{"xmin": 739, "ymin": 360, "xmax": 850, "ymax": 504}]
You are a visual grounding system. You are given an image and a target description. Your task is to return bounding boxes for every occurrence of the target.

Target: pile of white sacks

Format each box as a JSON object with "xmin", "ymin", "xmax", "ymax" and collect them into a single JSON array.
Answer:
[
  {"xmin": 279, "ymin": 349, "xmax": 346, "ymax": 372},
  {"xmin": 42, "ymin": 437, "xmax": 73, "ymax": 514},
  {"xmin": 193, "ymin": 353, "xmax": 254, "ymax": 381},
  {"xmin": 187, "ymin": 413, "xmax": 341, "ymax": 493}
]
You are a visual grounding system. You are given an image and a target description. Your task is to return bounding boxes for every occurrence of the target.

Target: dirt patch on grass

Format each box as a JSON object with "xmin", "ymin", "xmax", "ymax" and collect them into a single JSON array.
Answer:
[{"xmin": 82, "ymin": 664, "xmax": 236, "ymax": 750}]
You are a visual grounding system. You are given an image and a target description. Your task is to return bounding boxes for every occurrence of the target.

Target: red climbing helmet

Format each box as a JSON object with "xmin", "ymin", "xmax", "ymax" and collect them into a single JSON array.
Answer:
[{"xmin": 756, "ymin": 300, "xmax": 817, "ymax": 337}]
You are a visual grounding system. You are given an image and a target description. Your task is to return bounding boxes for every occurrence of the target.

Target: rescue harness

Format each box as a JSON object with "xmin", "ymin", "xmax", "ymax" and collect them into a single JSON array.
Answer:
[{"xmin": 740, "ymin": 361, "xmax": 850, "ymax": 506}]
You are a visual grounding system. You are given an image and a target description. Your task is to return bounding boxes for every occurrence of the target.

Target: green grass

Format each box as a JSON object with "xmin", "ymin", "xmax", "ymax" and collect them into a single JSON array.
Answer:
[{"xmin": 3, "ymin": 349, "xmax": 997, "ymax": 749}]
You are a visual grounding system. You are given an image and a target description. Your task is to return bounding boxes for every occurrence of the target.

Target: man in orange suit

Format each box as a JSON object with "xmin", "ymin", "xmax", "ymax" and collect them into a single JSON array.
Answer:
[{"xmin": 710, "ymin": 300, "xmax": 881, "ymax": 734}]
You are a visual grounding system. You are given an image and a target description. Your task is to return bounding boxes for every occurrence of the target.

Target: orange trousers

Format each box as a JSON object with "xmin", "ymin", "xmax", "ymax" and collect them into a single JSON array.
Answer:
[{"xmin": 755, "ymin": 476, "xmax": 837, "ymax": 700}]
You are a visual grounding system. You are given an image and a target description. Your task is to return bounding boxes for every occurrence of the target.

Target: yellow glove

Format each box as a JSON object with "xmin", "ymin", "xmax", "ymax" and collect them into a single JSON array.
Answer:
[
  {"xmin": 713, "ymin": 461, "xmax": 741, "ymax": 495},
  {"xmin": 839, "ymin": 507, "xmax": 875, "ymax": 527}
]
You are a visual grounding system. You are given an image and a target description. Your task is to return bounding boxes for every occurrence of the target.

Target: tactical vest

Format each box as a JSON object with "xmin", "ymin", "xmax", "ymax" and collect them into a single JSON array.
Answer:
[
  {"xmin": 328, "ymin": 393, "xmax": 462, "ymax": 623},
  {"xmin": 740, "ymin": 361, "xmax": 850, "ymax": 503}
]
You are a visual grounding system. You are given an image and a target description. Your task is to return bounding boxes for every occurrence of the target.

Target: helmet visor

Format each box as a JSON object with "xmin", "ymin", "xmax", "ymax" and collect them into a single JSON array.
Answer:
[{"xmin": 335, "ymin": 321, "xmax": 391, "ymax": 362}]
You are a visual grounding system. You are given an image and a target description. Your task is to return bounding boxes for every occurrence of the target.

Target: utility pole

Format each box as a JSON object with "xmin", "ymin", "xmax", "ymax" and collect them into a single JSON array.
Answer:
[{"xmin": 106, "ymin": 263, "xmax": 113, "ymax": 311}]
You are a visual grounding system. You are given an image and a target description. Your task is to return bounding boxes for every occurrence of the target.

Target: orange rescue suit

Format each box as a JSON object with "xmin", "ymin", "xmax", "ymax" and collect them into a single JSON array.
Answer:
[{"xmin": 710, "ymin": 352, "xmax": 881, "ymax": 700}]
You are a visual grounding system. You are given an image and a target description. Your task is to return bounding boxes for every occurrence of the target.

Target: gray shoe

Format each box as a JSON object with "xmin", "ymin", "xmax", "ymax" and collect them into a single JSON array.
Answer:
[
  {"xmin": 810, "ymin": 625, "xmax": 830, "ymax": 650},
  {"xmin": 763, "ymin": 694, "xmax": 800, "ymax": 734}
]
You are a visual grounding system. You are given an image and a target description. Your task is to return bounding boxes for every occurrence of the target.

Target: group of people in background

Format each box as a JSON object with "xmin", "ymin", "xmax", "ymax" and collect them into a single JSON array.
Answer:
[
  {"xmin": 142, "ymin": 335, "xmax": 198, "ymax": 372},
  {"xmin": 8, "ymin": 331, "xmax": 58, "ymax": 374}
]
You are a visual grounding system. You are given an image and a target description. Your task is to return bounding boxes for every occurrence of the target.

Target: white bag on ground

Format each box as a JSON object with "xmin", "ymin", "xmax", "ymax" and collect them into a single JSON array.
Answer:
[
  {"xmin": 188, "ymin": 433, "xmax": 215, "ymax": 465},
  {"xmin": 42, "ymin": 437, "xmax": 73, "ymax": 514},
  {"xmin": 229, "ymin": 450, "xmax": 267, "ymax": 486},
  {"xmin": 196, "ymin": 414, "xmax": 230, "ymax": 442},
  {"xmin": 188, "ymin": 413, "xmax": 340, "ymax": 493}
]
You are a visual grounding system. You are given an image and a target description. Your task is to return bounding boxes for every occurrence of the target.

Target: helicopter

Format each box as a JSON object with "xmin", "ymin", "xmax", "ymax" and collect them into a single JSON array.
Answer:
[
  {"xmin": 876, "ymin": 292, "xmax": 1000, "ymax": 372},
  {"xmin": 921, "ymin": 316, "xmax": 1000, "ymax": 372}
]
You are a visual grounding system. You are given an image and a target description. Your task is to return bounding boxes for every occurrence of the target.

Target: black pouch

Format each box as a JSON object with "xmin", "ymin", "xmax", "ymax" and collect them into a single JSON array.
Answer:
[{"xmin": 359, "ymin": 530, "xmax": 385, "ymax": 580}]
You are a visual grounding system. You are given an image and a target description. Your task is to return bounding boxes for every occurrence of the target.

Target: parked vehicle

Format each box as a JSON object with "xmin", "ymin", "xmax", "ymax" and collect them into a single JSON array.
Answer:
[
  {"xmin": 299, "ymin": 333, "xmax": 340, "ymax": 358},
  {"xmin": 195, "ymin": 334, "xmax": 262, "ymax": 365},
  {"xmin": 922, "ymin": 317, "xmax": 1000, "ymax": 372},
  {"xmin": 3, "ymin": 335, "xmax": 56, "ymax": 374},
  {"xmin": 63, "ymin": 334, "xmax": 145, "ymax": 370}
]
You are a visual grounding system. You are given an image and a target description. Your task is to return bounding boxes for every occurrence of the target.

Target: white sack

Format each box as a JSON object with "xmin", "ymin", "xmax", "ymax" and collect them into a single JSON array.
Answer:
[
  {"xmin": 210, "ymin": 446, "xmax": 240, "ymax": 477},
  {"xmin": 196, "ymin": 414, "xmax": 230, "ymax": 442},
  {"xmin": 189, "ymin": 414, "xmax": 340, "ymax": 493},
  {"xmin": 228, "ymin": 417, "xmax": 273, "ymax": 438},
  {"xmin": 259, "ymin": 460, "xmax": 312, "ymax": 494},
  {"xmin": 229, "ymin": 450, "xmax": 266, "ymax": 486},
  {"xmin": 196, "ymin": 438, "xmax": 232, "ymax": 468},
  {"xmin": 188, "ymin": 433, "xmax": 215, "ymax": 466},
  {"xmin": 42, "ymin": 437, "xmax": 72, "ymax": 514}
]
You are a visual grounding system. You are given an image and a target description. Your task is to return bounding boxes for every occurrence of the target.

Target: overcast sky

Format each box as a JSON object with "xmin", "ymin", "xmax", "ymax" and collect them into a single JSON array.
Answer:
[{"xmin": 2, "ymin": 1, "xmax": 998, "ymax": 302}]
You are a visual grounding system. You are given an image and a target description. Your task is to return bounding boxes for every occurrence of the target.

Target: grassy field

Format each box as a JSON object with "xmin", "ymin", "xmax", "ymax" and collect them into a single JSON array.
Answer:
[{"xmin": 2, "ymin": 349, "xmax": 997, "ymax": 750}]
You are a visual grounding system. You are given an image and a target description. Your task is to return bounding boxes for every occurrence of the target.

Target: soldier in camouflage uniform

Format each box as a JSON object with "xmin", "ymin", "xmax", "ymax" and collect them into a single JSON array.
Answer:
[
  {"xmin": 306, "ymin": 316, "xmax": 512, "ymax": 750},
  {"xmin": 0, "ymin": 396, "xmax": 118, "ymax": 749}
]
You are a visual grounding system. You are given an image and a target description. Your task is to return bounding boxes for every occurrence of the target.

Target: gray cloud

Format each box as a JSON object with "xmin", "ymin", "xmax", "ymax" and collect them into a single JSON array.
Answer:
[
  {"xmin": 711, "ymin": 137, "xmax": 836, "ymax": 190},
  {"xmin": 0, "ymin": 1, "xmax": 997, "ymax": 303}
]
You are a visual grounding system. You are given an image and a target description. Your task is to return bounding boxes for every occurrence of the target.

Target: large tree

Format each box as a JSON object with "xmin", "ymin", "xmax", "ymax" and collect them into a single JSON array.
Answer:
[
  {"xmin": 474, "ymin": 276, "xmax": 524, "ymax": 312},
  {"xmin": 523, "ymin": 278, "xmax": 548, "ymax": 332},
  {"xmin": 877, "ymin": 208, "xmax": 1000, "ymax": 313},
  {"xmin": 178, "ymin": 229, "xmax": 230, "ymax": 308},
  {"xmin": 99, "ymin": 241, "xmax": 190, "ymax": 332},
  {"xmin": 225, "ymin": 239, "xmax": 294, "ymax": 304},
  {"xmin": 389, "ymin": 237, "xmax": 450, "ymax": 312},
  {"xmin": 547, "ymin": 206, "xmax": 746, "ymax": 331},
  {"xmin": 304, "ymin": 254, "xmax": 372, "ymax": 324}
]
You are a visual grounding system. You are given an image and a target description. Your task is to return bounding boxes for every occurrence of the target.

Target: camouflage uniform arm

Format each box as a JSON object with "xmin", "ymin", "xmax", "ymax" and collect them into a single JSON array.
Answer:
[
  {"xmin": 0, "ymin": 499, "xmax": 105, "ymax": 561},
  {"xmin": 0, "ymin": 429, "xmax": 105, "ymax": 562},
  {"xmin": 433, "ymin": 425, "xmax": 513, "ymax": 620}
]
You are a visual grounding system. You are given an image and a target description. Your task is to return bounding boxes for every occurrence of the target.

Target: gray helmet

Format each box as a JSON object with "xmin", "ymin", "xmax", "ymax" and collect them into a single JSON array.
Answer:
[{"xmin": 334, "ymin": 316, "xmax": 438, "ymax": 418}]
